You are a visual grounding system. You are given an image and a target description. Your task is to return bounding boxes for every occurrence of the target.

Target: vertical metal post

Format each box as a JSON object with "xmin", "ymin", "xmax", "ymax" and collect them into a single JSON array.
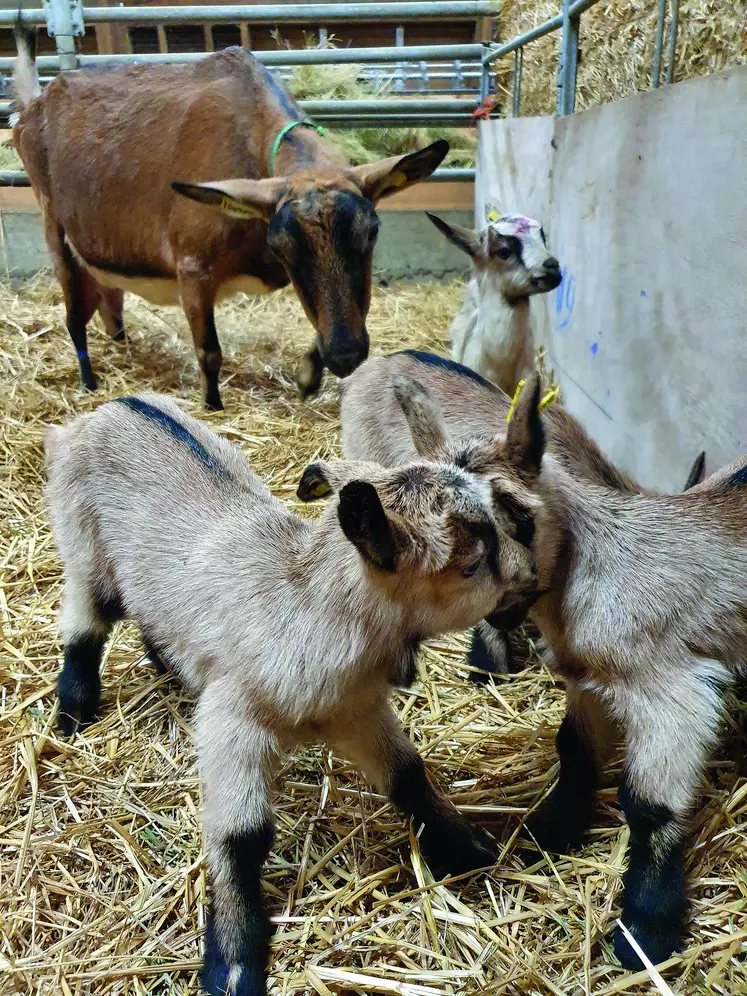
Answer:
[
  {"xmin": 394, "ymin": 24, "xmax": 406, "ymax": 92},
  {"xmin": 479, "ymin": 45, "xmax": 490, "ymax": 102},
  {"xmin": 557, "ymin": 0, "xmax": 579, "ymax": 116},
  {"xmin": 652, "ymin": 0, "xmax": 667, "ymax": 88},
  {"xmin": 318, "ymin": 26, "xmax": 328, "ymax": 46},
  {"xmin": 512, "ymin": 45, "xmax": 523, "ymax": 116},
  {"xmin": 44, "ymin": 0, "xmax": 84, "ymax": 71},
  {"xmin": 665, "ymin": 0, "xmax": 679, "ymax": 85},
  {"xmin": 452, "ymin": 58, "xmax": 464, "ymax": 92}
]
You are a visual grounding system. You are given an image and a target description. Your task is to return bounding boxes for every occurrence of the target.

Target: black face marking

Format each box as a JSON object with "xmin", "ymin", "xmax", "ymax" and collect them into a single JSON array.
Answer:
[
  {"xmin": 58, "ymin": 634, "xmax": 105, "ymax": 736},
  {"xmin": 202, "ymin": 822, "xmax": 275, "ymax": 994},
  {"xmin": 615, "ymin": 784, "xmax": 688, "ymax": 970},
  {"xmin": 115, "ymin": 397, "xmax": 229, "ymax": 479},
  {"xmin": 505, "ymin": 235, "xmax": 523, "ymax": 262},
  {"xmin": 527, "ymin": 712, "xmax": 598, "ymax": 854},
  {"xmin": 332, "ymin": 191, "xmax": 377, "ymax": 314},
  {"xmin": 539, "ymin": 227, "xmax": 547, "ymax": 246},
  {"xmin": 267, "ymin": 202, "xmax": 317, "ymax": 320},
  {"xmin": 494, "ymin": 490, "xmax": 535, "ymax": 548},
  {"xmin": 393, "ymin": 350, "xmax": 500, "ymax": 393}
]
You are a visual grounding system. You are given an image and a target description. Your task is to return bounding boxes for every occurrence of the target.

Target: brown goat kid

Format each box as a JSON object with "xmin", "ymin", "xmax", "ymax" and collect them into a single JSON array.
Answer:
[
  {"xmin": 340, "ymin": 350, "xmax": 747, "ymax": 971},
  {"xmin": 12, "ymin": 28, "xmax": 446, "ymax": 410},
  {"xmin": 45, "ymin": 384, "xmax": 546, "ymax": 995}
]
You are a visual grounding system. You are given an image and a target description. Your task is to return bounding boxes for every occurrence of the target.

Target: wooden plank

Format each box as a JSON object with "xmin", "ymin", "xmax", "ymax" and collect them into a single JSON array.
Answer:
[
  {"xmin": 0, "ymin": 189, "xmax": 40, "ymax": 211},
  {"xmin": 381, "ymin": 181, "xmax": 474, "ymax": 211}
]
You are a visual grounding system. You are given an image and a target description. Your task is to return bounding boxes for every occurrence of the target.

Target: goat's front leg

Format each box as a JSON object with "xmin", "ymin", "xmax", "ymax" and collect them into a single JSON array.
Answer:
[
  {"xmin": 332, "ymin": 702, "xmax": 495, "ymax": 877},
  {"xmin": 611, "ymin": 662, "xmax": 728, "ymax": 970},
  {"xmin": 467, "ymin": 620, "xmax": 513, "ymax": 682},
  {"xmin": 178, "ymin": 262, "xmax": 223, "ymax": 410},
  {"xmin": 297, "ymin": 342, "xmax": 325, "ymax": 399},
  {"xmin": 196, "ymin": 684, "xmax": 279, "ymax": 996},
  {"xmin": 527, "ymin": 679, "xmax": 619, "ymax": 854}
]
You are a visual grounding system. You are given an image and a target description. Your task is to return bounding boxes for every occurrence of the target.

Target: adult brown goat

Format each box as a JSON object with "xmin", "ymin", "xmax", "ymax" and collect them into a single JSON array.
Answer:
[{"xmin": 11, "ymin": 27, "xmax": 447, "ymax": 409}]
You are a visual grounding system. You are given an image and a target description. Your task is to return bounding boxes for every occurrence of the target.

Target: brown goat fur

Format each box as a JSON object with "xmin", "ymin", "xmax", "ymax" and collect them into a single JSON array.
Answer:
[
  {"xmin": 44, "ymin": 384, "xmax": 550, "ymax": 994},
  {"xmin": 339, "ymin": 349, "xmax": 747, "ymax": 970},
  {"xmin": 12, "ymin": 32, "xmax": 446, "ymax": 409}
]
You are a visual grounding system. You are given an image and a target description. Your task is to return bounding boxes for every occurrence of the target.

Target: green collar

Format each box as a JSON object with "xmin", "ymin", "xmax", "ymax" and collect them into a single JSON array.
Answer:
[{"xmin": 269, "ymin": 119, "xmax": 327, "ymax": 177}]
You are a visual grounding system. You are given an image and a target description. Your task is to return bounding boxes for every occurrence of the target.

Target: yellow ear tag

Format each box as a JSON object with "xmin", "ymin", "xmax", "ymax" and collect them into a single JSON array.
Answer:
[
  {"xmin": 506, "ymin": 380, "xmax": 559, "ymax": 423},
  {"xmin": 390, "ymin": 171, "xmax": 409, "ymax": 190},
  {"xmin": 220, "ymin": 197, "xmax": 260, "ymax": 220},
  {"xmin": 487, "ymin": 210, "xmax": 500, "ymax": 222}
]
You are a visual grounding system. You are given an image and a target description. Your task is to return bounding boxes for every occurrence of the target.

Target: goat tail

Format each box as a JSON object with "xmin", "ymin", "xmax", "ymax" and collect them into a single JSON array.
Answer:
[{"xmin": 10, "ymin": 14, "xmax": 40, "ymax": 125}]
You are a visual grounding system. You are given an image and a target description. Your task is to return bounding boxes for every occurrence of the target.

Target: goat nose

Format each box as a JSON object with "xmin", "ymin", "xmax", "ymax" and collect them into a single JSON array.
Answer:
[{"xmin": 543, "ymin": 257, "xmax": 561, "ymax": 273}]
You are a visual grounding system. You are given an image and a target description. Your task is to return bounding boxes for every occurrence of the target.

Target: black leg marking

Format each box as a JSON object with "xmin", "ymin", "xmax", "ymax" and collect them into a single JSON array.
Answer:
[
  {"xmin": 201, "ymin": 823, "xmax": 274, "ymax": 996},
  {"xmin": 298, "ymin": 346, "xmax": 325, "ymax": 399},
  {"xmin": 614, "ymin": 785, "xmax": 688, "ymax": 970},
  {"xmin": 57, "ymin": 634, "xmax": 104, "ymax": 735},
  {"xmin": 143, "ymin": 639, "xmax": 170, "ymax": 676},
  {"xmin": 389, "ymin": 753, "xmax": 495, "ymax": 877},
  {"xmin": 526, "ymin": 712, "xmax": 598, "ymax": 854},
  {"xmin": 467, "ymin": 626, "xmax": 512, "ymax": 684}
]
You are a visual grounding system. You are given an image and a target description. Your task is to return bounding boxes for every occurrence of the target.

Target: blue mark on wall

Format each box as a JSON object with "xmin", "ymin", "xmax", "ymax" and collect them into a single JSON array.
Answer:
[
  {"xmin": 555, "ymin": 267, "xmax": 575, "ymax": 330},
  {"xmin": 640, "ymin": 290, "xmax": 647, "ymax": 297},
  {"xmin": 590, "ymin": 342, "xmax": 598, "ymax": 355}
]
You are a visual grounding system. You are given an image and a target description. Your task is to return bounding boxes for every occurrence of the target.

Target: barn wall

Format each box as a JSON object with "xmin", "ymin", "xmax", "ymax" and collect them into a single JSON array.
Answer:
[{"xmin": 477, "ymin": 66, "xmax": 747, "ymax": 491}]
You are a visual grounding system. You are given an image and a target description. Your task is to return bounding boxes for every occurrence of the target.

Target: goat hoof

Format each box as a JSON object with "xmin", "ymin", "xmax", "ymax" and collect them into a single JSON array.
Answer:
[
  {"xmin": 205, "ymin": 393, "xmax": 225, "ymax": 412},
  {"xmin": 421, "ymin": 822, "xmax": 496, "ymax": 878},
  {"xmin": 525, "ymin": 793, "xmax": 593, "ymax": 856},
  {"xmin": 113, "ymin": 330, "xmax": 126, "ymax": 343},
  {"xmin": 613, "ymin": 919, "xmax": 681, "ymax": 972}
]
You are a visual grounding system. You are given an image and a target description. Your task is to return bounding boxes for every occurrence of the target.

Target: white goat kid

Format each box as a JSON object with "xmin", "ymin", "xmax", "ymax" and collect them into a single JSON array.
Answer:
[{"xmin": 427, "ymin": 204, "xmax": 561, "ymax": 395}]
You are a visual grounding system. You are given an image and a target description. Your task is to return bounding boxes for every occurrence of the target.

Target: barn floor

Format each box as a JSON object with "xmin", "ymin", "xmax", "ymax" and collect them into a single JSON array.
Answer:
[{"xmin": 0, "ymin": 277, "xmax": 745, "ymax": 996}]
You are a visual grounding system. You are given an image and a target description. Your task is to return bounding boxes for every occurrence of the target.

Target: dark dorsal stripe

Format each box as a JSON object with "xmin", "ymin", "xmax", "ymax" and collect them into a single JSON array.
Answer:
[
  {"xmin": 115, "ymin": 396, "xmax": 229, "ymax": 478},
  {"xmin": 392, "ymin": 350, "xmax": 500, "ymax": 393},
  {"xmin": 728, "ymin": 463, "xmax": 747, "ymax": 488}
]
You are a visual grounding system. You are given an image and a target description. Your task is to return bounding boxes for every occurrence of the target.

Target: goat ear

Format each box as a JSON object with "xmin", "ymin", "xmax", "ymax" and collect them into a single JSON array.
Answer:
[
  {"xmin": 392, "ymin": 375, "xmax": 449, "ymax": 459},
  {"xmin": 506, "ymin": 374, "xmax": 545, "ymax": 476},
  {"xmin": 484, "ymin": 198, "xmax": 502, "ymax": 223},
  {"xmin": 426, "ymin": 212, "xmax": 480, "ymax": 258},
  {"xmin": 338, "ymin": 480, "xmax": 397, "ymax": 570},
  {"xmin": 683, "ymin": 451, "xmax": 706, "ymax": 491},
  {"xmin": 297, "ymin": 461, "xmax": 334, "ymax": 502},
  {"xmin": 171, "ymin": 178, "xmax": 286, "ymax": 222},
  {"xmin": 350, "ymin": 139, "xmax": 449, "ymax": 203}
]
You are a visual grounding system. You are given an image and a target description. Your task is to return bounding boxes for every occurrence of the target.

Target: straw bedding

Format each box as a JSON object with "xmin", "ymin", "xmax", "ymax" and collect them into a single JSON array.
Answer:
[{"xmin": 0, "ymin": 276, "xmax": 745, "ymax": 995}]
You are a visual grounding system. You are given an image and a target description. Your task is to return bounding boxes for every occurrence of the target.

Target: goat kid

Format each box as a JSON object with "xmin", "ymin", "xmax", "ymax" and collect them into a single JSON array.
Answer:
[
  {"xmin": 45, "ymin": 386, "xmax": 545, "ymax": 994},
  {"xmin": 427, "ymin": 201, "xmax": 561, "ymax": 395},
  {"xmin": 340, "ymin": 352, "xmax": 747, "ymax": 970},
  {"xmin": 12, "ymin": 26, "xmax": 446, "ymax": 409}
]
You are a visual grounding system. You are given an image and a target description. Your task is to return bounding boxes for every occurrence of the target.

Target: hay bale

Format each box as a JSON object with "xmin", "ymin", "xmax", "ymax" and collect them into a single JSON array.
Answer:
[
  {"xmin": 0, "ymin": 277, "xmax": 745, "ymax": 994},
  {"xmin": 494, "ymin": 0, "xmax": 746, "ymax": 117}
]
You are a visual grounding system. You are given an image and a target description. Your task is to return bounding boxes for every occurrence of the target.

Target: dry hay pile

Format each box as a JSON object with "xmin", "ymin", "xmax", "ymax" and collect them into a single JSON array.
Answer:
[
  {"xmin": 494, "ymin": 0, "xmax": 746, "ymax": 117},
  {"xmin": 1, "ymin": 276, "xmax": 745, "ymax": 996}
]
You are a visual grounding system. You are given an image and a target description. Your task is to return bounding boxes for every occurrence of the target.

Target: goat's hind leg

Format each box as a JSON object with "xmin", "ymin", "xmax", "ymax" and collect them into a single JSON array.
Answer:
[
  {"xmin": 612, "ymin": 662, "xmax": 728, "ymax": 970},
  {"xmin": 58, "ymin": 575, "xmax": 121, "ymax": 735},
  {"xmin": 98, "ymin": 287, "xmax": 126, "ymax": 343},
  {"xmin": 332, "ymin": 702, "xmax": 496, "ymax": 878}
]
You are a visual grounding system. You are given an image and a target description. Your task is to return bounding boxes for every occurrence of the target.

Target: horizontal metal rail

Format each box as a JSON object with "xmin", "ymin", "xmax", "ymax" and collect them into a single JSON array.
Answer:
[
  {"xmin": 483, "ymin": 0, "xmax": 599, "ymax": 63},
  {"xmin": 0, "ymin": 2, "xmax": 495, "ymax": 28},
  {"xmin": 0, "ymin": 43, "xmax": 488, "ymax": 73},
  {"xmin": 0, "ymin": 167, "xmax": 475, "ymax": 187}
]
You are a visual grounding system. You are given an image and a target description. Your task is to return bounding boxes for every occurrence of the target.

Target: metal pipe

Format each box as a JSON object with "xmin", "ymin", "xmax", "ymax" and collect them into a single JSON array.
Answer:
[
  {"xmin": 0, "ymin": 43, "xmax": 488, "ymax": 71},
  {"xmin": 0, "ymin": 3, "xmax": 496, "ymax": 27},
  {"xmin": 302, "ymin": 99, "xmax": 477, "ymax": 113},
  {"xmin": 0, "ymin": 167, "xmax": 474, "ymax": 186},
  {"xmin": 652, "ymin": 0, "xmax": 667, "ymax": 88},
  {"xmin": 483, "ymin": 0, "xmax": 602, "ymax": 64},
  {"xmin": 46, "ymin": 0, "xmax": 81, "ymax": 72},
  {"xmin": 665, "ymin": 0, "xmax": 679, "ymax": 85},
  {"xmin": 511, "ymin": 45, "xmax": 523, "ymax": 116},
  {"xmin": 557, "ymin": 0, "xmax": 579, "ymax": 116}
]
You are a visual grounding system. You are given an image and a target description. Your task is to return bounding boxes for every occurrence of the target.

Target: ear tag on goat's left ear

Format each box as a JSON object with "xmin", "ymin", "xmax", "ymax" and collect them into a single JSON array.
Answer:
[
  {"xmin": 506, "ymin": 379, "xmax": 559, "ymax": 423},
  {"xmin": 220, "ymin": 197, "xmax": 261, "ymax": 220},
  {"xmin": 390, "ymin": 171, "xmax": 408, "ymax": 190},
  {"xmin": 487, "ymin": 210, "xmax": 500, "ymax": 222}
]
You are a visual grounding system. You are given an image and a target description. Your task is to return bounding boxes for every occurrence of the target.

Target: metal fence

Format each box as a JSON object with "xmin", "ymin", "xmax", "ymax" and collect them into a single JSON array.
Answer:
[{"xmin": 0, "ymin": 0, "xmax": 685, "ymax": 187}]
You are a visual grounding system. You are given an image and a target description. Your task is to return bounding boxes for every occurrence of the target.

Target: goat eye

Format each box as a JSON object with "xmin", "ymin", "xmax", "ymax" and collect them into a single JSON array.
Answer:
[
  {"xmin": 497, "ymin": 244, "xmax": 512, "ymax": 260},
  {"xmin": 462, "ymin": 558, "xmax": 482, "ymax": 578}
]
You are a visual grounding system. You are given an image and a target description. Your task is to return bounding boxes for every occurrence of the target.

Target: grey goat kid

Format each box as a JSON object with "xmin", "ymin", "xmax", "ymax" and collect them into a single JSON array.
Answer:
[
  {"xmin": 339, "ymin": 350, "xmax": 746, "ymax": 971},
  {"xmin": 45, "ymin": 386, "xmax": 545, "ymax": 995}
]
